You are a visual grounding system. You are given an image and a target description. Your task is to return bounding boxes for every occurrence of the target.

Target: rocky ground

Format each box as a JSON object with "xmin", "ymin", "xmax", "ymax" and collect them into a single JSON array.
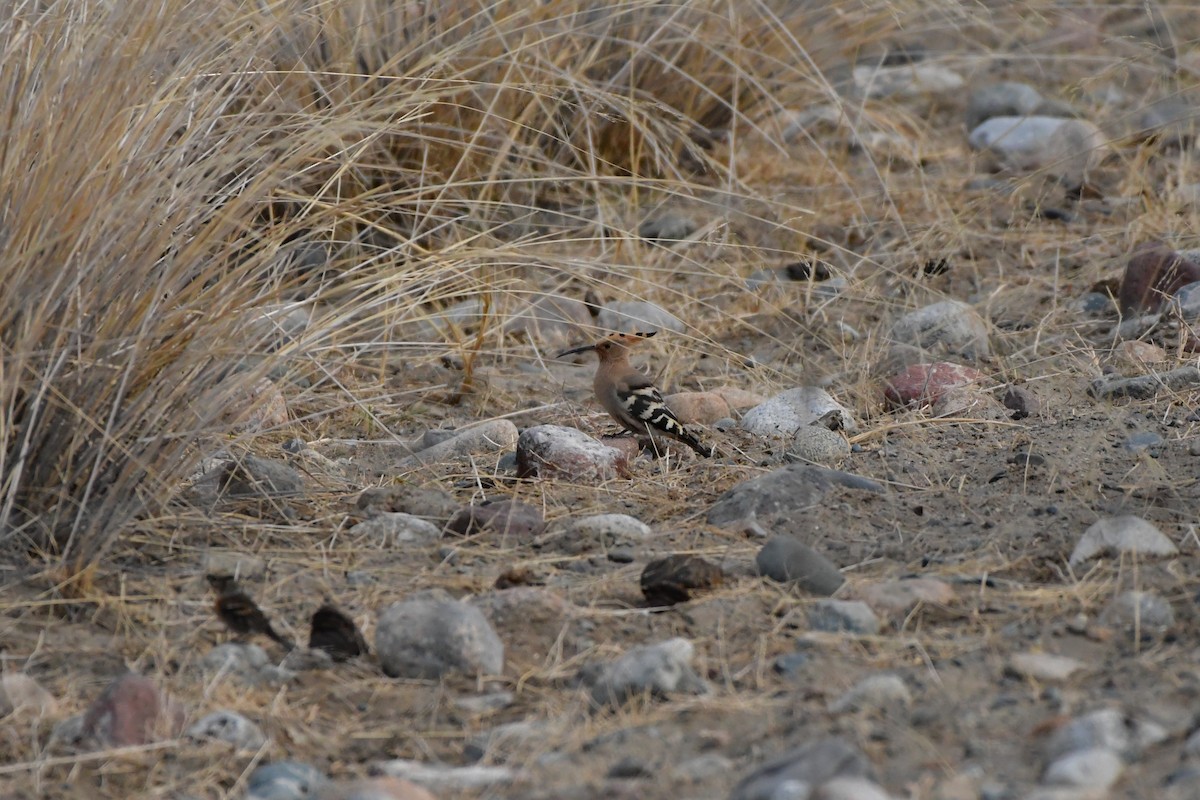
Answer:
[{"xmin": 6, "ymin": 6, "xmax": 1200, "ymax": 800}]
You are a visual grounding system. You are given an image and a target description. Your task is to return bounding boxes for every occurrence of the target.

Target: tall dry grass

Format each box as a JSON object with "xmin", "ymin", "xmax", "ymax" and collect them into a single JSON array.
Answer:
[{"xmin": 0, "ymin": 0, "xmax": 878, "ymax": 579}]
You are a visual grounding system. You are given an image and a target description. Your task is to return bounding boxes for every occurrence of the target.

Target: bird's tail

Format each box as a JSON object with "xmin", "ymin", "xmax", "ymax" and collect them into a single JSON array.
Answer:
[
  {"xmin": 680, "ymin": 430, "xmax": 714, "ymax": 458},
  {"xmin": 267, "ymin": 626, "xmax": 295, "ymax": 650}
]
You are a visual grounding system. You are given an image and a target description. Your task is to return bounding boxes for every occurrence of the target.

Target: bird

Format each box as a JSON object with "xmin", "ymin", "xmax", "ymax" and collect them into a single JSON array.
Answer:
[
  {"xmin": 206, "ymin": 574, "xmax": 294, "ymax": 650},
  {"xmin": 308, "ymin": 603, "xmax": 369, "ymax": 662},
  {"xmin": 557, "ymin": 330, "xmax": 714, "ymax": 457}
]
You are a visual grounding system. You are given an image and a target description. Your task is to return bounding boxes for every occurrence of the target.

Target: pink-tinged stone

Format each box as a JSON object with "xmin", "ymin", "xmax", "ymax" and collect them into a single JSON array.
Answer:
[
  {"xmin": 80, "ymin": 673, "xmax": 186, "ymax": 747},
  {"xmin": 0, "ymin": 673, "xmax": 56, "ymax": 717},
  {"xmin": 445, "ymin": 499, "xmax": 545, "ymax": 540},
  {"xmin": 857, "ymin": 578, "xmax": 957, "ymax": 616},
  {"xmin": 1118, "ymin": 242, "xmax": 1200, "ymax": 314},
  {"xmin": 220, "ymin": 377, "xmax": 289, "ymax": 433},
  {"xmin": 664, "ymin": 391, "xmax": 730, "ymax": 424},
  {"xmin": 317, "ymin": 776, "xmax": 439, "ymax": 800},
  {"xmin": 883, "ymin": 362, "xmax": 986, "ymax": 409},
  {"xmin": 710, "ymin": 386, "xmax": 766, "ymax": 411},
  {"xmin": 515, "ymin": 424, "xmax": 630, "ymax": 481}
]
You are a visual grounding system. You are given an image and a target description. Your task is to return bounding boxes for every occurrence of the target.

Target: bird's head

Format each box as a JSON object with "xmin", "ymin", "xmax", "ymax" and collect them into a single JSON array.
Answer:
[{"xmin": 557, "ymin": 330, "xmax": 657, "ymax": 361}]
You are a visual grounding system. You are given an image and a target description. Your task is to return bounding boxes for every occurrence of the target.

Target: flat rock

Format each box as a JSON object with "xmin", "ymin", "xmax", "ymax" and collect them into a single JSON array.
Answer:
[
  {"xmin": 968, "ymin": 116, "xmax": 1105, "ymax": 184},
  {"xmin": 220, "ymin": 455, "xmax": 304, "ymax": 498},
  {"xmin": 740, "ymin": 387, "xmax": 856, "ymax": 437},
  {"xmin": 248, "ymin": 761, "xmax": 329, "ymax": 800},
  {"xmin": 398, "ymin": 420, "xmax": 518, "ymax": 469},
  {"xmin": 374, "ymin": 759, "xmax": 518, "ymax": 790},
  {"xmin": 812, "ymin": 777, "xmax": 895, "ymax": 800},
  {"xmin": 729, "ymin": 738, "xmax": 872, "ymax": 800},
  {"xmin": 589, "ymin": 638, "xmax": 709, "ymax": 707},
  {"xmin": 665, "ymin": 391, "xmax": 731, "ymax": 424},
  {"xmin": 707, "ymin": 464, "xmax": 883, "ymax": 528},
  {"xmin": 756, "ymin": 536, "xmax": 845, "ymax": 596},
  {"xmin": 1007, "ymin": 652, "xmax": 1086, "ymax": 683},
  {"xmin": 640, "ymin": 554, "xmax": 725, "ymax": 606},
  {"xmin": 808, "ymin": 600, "xmax": 880, "ymax": 635},
  {"xmin": 202, "ymin": 550, "xmax": 267, "ymax": 580},
  {"xmin": 187, "ymin": 709, "xmax": 267, "ymax": 751},
  {"xmin": 829, "ymin": 673, "xmax": 911, "ymax": 715},
  {"xmin": 356, "ymin": 485, "xmax": 459, "ymax": 525},
  {"xmin": 883, "ymin": 362, "xmax": 987, "ymax": 409},
  {"xmin": 1089, "ymin": 365, "xmax": 1200, "ymax": 400},
  {"xmin": 853, "ymin": 63, "xmax": 963, "ymax": 98},
  {"xmin": 80, "ymin": 673, "xmax": 186, "ymax": 748},
  {"xmin": 1068, "ymin": 515, "xmax": 1177, "ymax": 567},
  {"xmin": 316, "ymin": 777, "xmax": 439, "ymax": 800},
  {"xmin": 857, "ymin": 578, "xmax": 956, "ymax": 616},
  {"xmin": 351, "ymin": 512, "xmax": 442, "ymax": 545},
  {"xmin": 596, "ymin": 300, "xmax": 685, "ymax": 333},
  {"xmin": 1098, "ymin": 590, "xmax": 1175, "ymax": 633},
  {"xmin": 516, "ymin": 425, "xmax": 629, "ymax": 481},
  {"xmin": 1045, "ymin": 708, "xmax": 1167, "ymax": 761},
  {"xmin": 889, "ymin": 300, "xmax": 991, "ymax": 359},
  {"xmin": 375, "ymin": 598, "xmax": 504, "ymax": 679},
  {"xmin": 638, "ymin": 212, "xmax": 698, "ymax": 242},
  {"xmin": 446, "ymin": 499, "xmax": 546, "ymax": 542},
  {"xmin": 0, "ymin": 673, "xmax": 56, "ymax": 717},
  {"xmin": 965, "ymin": 81, "xmax": 1046, "ymax": 129},
  {"xmin": 1043, "ymin": 747, "xmax": 1123, "ymax": 789}
]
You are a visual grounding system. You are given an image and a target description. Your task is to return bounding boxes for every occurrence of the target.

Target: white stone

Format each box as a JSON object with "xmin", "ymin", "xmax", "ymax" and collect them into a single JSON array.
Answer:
[
  {"xmin": 1069, "ymin": 515, "xmax": 1178, "ymax": 566},
  {"xmin": 1043, "ymin": 747, "xmax": 1123, "ymax": 789}
]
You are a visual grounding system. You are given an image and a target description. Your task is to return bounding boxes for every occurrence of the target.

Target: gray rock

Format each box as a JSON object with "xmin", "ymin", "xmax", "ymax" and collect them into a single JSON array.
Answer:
[
  {"xmin": 707, "ymin": 464, "xmax": 884, "ymax": 528},
  {"xmin": 202, "ymin": 550, "xmax": 267, "ymax": 580},
  {"xmin": 280, "ymin": 648, "xmax": 334, "ymax": 671},
  {"xmin": 1134, "ymin": 98, "xmax": 1198, "ymax": 146},
  {"xmin": 829, "ymin": 673, "xmax": 911, "ymax": 714},
  {"xmin": 1045, "ymin": 708, "xmax": 1167, "ymax": 761},
  {"xmin": 672, "ymin": 753, "xmax": 736, "ymax": 782},
  {"xmin": 729, "ymin": 738, "xmax": 872, "ymax": 800},
  {"xmin": 220, "ymin": 455, "xmax": 304, "ymax": 497},
  {"xmin": 373, "ymin": 758, "xmax": 518, "ymax": 790},
  {"xmin": 1068, "ymin": 515, "xmax": 1177, "ymax": 567},
  {"xmin": 889, "ymin": 300, "xmax": 991, "ymax": 360},
  {"xmin": 397, "ymin": 420, "xmax": 518, "ymax": 469},
  {"xmin": 741, "ymin": 387, "xmax": 857, "ymax": 437},
  {"xmin": 1043, "ymin": 747, "xmax": 1123, "ymax": 789},
  {"xmin": 248, "ymin": 761, "xmax": 328, "ymax": 800},
  {"xmin": 1099, "ymin": 590, "xmax": 1175, "ymax": 632},
  {"xmin": 1175, "ymin": 281, "xmax": 1200, "ymax": 318},
  {"xmin": 464, "ymin": 719, "xmax": 547, "ymax": 763},
  {"xmin": 790, "ymin": 426, "xmax": 851, "ymax": 464},
  {"xmin": 638, "ymin": 213, "xmax": 698, "ymax": 242},
  {"xmin": 200, "ymin": 642, "xmax": 271, "ymax": 676},
  {"xmin": 812, "ymin": 777, "xmax": 895, "ymax": 800},
  {"xmin": 355, "ymin": 484, "xmax": 459, "ymax": 525},
  {"xmin": 965, "ymin": 82, "xmax": 1045, "ymax": 129},
  {"xmin": 1123, "ymin": 431, "xmax": 1164, "ymax": 452},
  {"xmin": 808, "ymin": 600, "xmax": 880, "ymax": 635},
  {"xmin": 968, "ymin": 116, "xmax": 1106, "ymax": 184},
  {"xmin": 375, "ymin": 598, "xmax": 504, "ymax": 679},
  {"xmin": 852, "ymin": 63, "xmax": 964, "ymax": 99},
  {"xmin": 755, "ymin": 536, "xmax": 845, "ymax": 596},
  {"xmin": 1089, "ymin": 366, "xmax": 1200, "ymax": 400},
  {"xmin": 590, "ymin": 638, "xmax": 709, "ymax": 707},
  {"xmin": 350, "ymin": 512, "xmax": 441, "ymax": 545},
  {"xmin": 186, "ymin": 710, "xmax": 267, "ymax": 751},
  {"xmin": 566, "ymin": 513, "xmax": 652, "ymax": 547},
  {"xmin": 445, "ymin": 499, "xmax": 546, "ymax": 542},
  {"xmin": 1006, "ymin": 652, "xmax": 1086, "ymax": 683},
  {"xmin": 48, "ymin": 714, "xmax": 86, "ymax": 752},
  {"xmin": 516, "ymin": 425, "xmax": 629, "ymax": 481},
  {"xmin": 596, "ymin": 300, "xmax": 686, "ymax": 334}
]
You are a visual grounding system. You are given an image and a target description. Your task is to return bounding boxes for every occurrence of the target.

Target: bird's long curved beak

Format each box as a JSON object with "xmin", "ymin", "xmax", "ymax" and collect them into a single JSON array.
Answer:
[{"xmin": 556, "ymin": 342, "xmax": 596, "ymax": 358}]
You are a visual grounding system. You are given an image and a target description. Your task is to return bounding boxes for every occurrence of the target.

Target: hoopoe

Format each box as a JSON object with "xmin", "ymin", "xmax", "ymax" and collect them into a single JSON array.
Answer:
[{"xmin": 558, "ymin": 331, "xmax": 714, "ymax": 457}]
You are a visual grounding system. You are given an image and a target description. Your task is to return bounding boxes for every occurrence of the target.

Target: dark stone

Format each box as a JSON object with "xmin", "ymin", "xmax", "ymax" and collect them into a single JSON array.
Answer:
[
  {"xmin": 1118, "ymin": 242, "xmax": 1200, "ymax": 314},
  {"xmin": 445, "ymin": 499, "xmax": 546, "ymax": 541},
  {"xmin": 755, "ymin": 536, "xmax": 844, "ymax": 596},
  {"xmin": 220, "ymin": 455, "xmax": 304, "ymax": 497},
  {"xmin": 707, "ymin": 464, "xmax": 883, "ymax": 528},
  {"xmin": 640, "ymin": 555, "xmax": 725, "ymax": 606}
]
